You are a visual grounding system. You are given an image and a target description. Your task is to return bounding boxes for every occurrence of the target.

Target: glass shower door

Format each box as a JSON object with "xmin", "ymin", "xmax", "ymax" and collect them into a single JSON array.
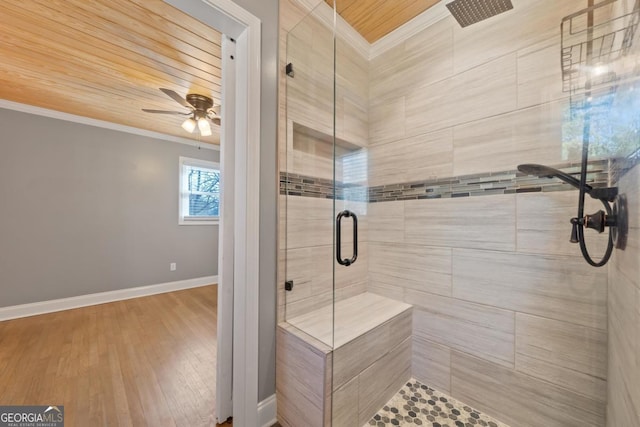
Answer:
[
  {"xmin": 283, "ymin": 3, "xmax": 388, "ymax": 426},
  {"xmin": 283, "ymin": 2, "xmax": 337, "ymax": 352}
]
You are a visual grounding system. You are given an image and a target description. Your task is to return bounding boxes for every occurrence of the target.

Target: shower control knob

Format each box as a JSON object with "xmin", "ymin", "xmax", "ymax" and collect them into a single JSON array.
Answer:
[
  {"xmin": 584, "ymin": 210, "xmax": 606, "ymax": 233},
  {"xmin": 569, "ymin": 218, "xmax": 580, "ymax": 243}
]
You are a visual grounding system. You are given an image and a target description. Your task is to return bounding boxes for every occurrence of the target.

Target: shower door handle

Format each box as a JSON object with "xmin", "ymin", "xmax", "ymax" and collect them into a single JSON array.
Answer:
[{"xmin": 336, "ymin": 210, "xmax": 358, "ymax": 266}]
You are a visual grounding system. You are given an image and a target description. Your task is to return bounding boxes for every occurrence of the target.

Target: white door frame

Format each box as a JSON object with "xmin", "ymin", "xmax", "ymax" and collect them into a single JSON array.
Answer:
[{"xmin": 162, "ymin": 1, "xmax": 262, "ymax": 425}]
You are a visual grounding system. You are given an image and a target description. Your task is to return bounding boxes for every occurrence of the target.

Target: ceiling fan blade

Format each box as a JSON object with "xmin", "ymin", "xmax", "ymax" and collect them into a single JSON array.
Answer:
[
  {"xmin": 206, "ymin": 110, "xmax": 221, "ymax": 124},
  {"xmin": 210, "ymin": 105, "xmax": 221, "ymax": 115},
  {"xmin": 142, "ymin": 109, "xmax": 190, "ymax": 115},
  {"xmin": 159, "ymin": 88, "xmax": 194, "ymax": 109}
]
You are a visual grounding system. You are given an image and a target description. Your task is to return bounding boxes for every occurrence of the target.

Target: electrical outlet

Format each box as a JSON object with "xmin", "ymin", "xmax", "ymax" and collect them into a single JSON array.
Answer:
[{"xmin": 170, "ymin": 262, "xmax": 177, "ymax": 271}]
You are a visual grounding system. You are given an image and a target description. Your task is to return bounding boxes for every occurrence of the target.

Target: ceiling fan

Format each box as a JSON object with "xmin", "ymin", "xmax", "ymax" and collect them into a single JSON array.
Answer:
[{"xmin": 142, "ymin": 88, "xmax": 221, "ymax": 137}]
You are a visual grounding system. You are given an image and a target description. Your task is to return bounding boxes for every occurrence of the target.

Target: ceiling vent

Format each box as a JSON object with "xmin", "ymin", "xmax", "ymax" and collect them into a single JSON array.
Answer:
[{"xmin": 446, "ymin": 0, "xmax": 514, "ymax": 28}]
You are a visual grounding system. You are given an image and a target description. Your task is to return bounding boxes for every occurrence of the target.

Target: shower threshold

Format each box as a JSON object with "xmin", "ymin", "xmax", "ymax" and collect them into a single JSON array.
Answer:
[{"xmin": 367, "ymin": 379, "xmax": 510, "ymax": 427}]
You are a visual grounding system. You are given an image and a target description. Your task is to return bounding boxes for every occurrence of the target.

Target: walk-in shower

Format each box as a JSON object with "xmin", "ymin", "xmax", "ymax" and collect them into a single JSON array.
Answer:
[{"xmin": 278, "ymin": 0, "xmax": 640, "ymax": 425}]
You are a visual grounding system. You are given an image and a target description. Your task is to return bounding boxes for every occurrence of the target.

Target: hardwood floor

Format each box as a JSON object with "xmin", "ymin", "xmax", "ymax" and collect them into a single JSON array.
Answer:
[{"xmin": 0, "ymin": 285, "xmax": 230, "ymax": 427}]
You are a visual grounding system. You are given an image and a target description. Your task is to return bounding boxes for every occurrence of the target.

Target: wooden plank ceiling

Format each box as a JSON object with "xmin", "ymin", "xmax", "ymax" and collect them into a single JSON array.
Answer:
[
  {"xmin": 328, "ymin": 0, "xmax": 442, "ymax": 43},
  {"xmin": 0, "ymin": 0, "xmax": 222, "ymax": 145}
]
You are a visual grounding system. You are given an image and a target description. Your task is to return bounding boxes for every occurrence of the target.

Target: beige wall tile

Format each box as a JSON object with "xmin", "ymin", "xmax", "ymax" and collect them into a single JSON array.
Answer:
[
  {"xmin": 367, "ymin": 279, "xmax": 404, "ymax": 302},
  {"xmin": 515, "ymin": 314, "xmax": 607, "ymax": 402},
  {"xmin": 336, "ymin": 242, "xmax": 368, "ymax": 292},
  {"xmin": 369, "ymin": 17, "xmax": 454, "ymax": 103},
  {"xmin": 613, "ymin": 164, "xmax": 640, "ymax": 289},
  {"xmin": 452, "ymin": 100, "xmax": 572, "ymax": 176},
  {"xmin": 358, "ymin": 337, "xmax": 412, "ymax": 425},
  {"xmin": 368, "ymin": 201, "xmax": 405, "ymax": 243},
  {"xmin": 517, "ymin": 37, "xmax": 568, "ymax": 108},
  {"xmin": 285, "ymin": 196, "xmax": 334, "ymax": 249},
  {"xmin": 452, "ymin": 0, "xmax": 587, "ymax": 74},
  {"xmin": 285, "ymin": 3, "xmax": 369, "ymax": 149},
  {"xmin": 369, "ymin": 242, "xmax": 452, "ymax": 297},
  {"xmin": 607, "ymin": 265, "xmax": 640, "ymax": 426},
  {"xmin": 333, "ymin": 310, "xmax": 411, "ymax": 390},
  {"xmin": 285, "ymin": 290, "xmax": 333, "ymax": 321},
  {"xmin": 516, "ymin": 191, "xmax": 609, "ymax": 257},
  {"xmin": 607, "ymin": 163, "xmax": 640, "ymax": 425},
  {"xmin": 334, "ymin": 281, "xmax": 367, "ymax": 303},
  {"xmin": 276, "ymin": 325, "xmax": 329, "ymax": 427},
  {"xmin": 404, "ymin": 196, "xmax": 517, "ymax": 251},
  {"xmin": 332, "ymin": 376, "xmax": 359, "ymax": 427},
  {"xmin": 409, "ymin": 290, "xmax": 515, "ymax": 368},
  {"xmin": 412, "ymin": 337, "xmax": 451, "ymax": 394},
  {"xmin": 405, "ymin": 54, "xmax": 517, "ymax": 137},
  {"xmin": 451, "ymin": 351, "xmax": 606, "ymax": 427},
  {"xmin": 340, "ymin": 96, "xmax": 369, "ymax": 147},
  {"xmin": 453, "ymin": 248, "xmax": 607, "ymax": 330},
  {"xmin": 637, "ymin": 287, "xmax": 640, "ymax": 417},
  {"xmin": 280, "ymin": 0, "xmax": 317, "ymax": 33},
  {"xmin": 368, "ymin": 96, "xmax": 406, "ymax": 146},
  {"xmin": 368, "ymin": 129, "xmax": 453, "ymax": 186},
  {"xmin": 284, "ymin": 246, "xmax": 315, "ymax": 303}
]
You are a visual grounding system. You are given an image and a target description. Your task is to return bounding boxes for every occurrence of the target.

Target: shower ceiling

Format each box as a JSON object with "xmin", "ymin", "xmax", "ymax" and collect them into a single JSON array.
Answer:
[{"xmin": 326, "ymin": 0, "xmax": 441, "ymax": 43}]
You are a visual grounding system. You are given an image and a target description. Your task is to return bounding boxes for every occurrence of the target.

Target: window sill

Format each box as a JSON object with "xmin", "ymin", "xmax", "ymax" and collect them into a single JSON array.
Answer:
[{"xmin": 179, "ymin": 218, "xmax": 220, "ymax": 226}]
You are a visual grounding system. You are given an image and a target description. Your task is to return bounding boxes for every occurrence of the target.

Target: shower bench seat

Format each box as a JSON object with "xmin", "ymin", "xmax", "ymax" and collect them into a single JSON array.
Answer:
[{"xmin": 277, "ymin": 293, "xmax": 412, "ymax": 427}]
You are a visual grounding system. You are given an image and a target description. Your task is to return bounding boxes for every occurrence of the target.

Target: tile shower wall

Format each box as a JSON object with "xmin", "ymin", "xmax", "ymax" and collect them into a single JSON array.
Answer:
[
  {"xmin": 607, "ymin": 163, "xmax": 640, "ymax": 427},
  {"xmin": 367, "ymin": 1, "xmax": 609, "ymax": 426},
  {"xmin": 278, "ymin": 0, "xmax": 370, "ymax": 321}
]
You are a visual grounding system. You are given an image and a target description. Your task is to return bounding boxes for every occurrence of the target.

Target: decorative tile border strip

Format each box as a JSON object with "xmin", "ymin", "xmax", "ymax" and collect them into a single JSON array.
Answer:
[
  {"xmin": 279, "ymin": 172, "xmax": 368, "ymax": 201},
  {"xmin": 368, "ymin": 160, "xmax": 609, "ymax": 203},
  {"xmin": 280, "ymin": 160, "xmax": 611, "ymax": 202}
]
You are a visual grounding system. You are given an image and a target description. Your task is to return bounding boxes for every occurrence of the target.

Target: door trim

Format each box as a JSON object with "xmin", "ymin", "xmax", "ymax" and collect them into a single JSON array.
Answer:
[{"xmin": 162, "ymin": 1, "xmax": 263, "ymax": 425}]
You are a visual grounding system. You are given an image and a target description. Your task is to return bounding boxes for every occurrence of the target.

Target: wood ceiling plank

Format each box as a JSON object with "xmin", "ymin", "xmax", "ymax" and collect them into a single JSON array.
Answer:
[
  {"xmin": 126, "ymin": 0, "xmax": 223, "ymax": 47},
  {"xmin": 96, "ymin": 0, "xmax": 222, "ymax": 54},
  {"xmin": 0, "ymin": 0, "xmax": 221, "ymax": 145},
  {"xmin": 0, "ymin": 4, "xmax": 221, "ymax": 96},
  {"xmin": 23, "ymin": 0, "xmax": 221, "ymax": 80},
  {"xmin": 346, "ymin": 0, "xmax": 441, "ymax": 42},
  {"xmin": 0, "ymin": 62, "xmax": 220, "ymax": 146},
  {"xmin": 49, "ymin": 0, "xmax": 222, "ymax": 66},
  {"xmin": 330, "ymin": 0, "xmax": 359, "ymax": 14},
  {"xmin": 0, "ymin": 35, "xmax": 220, "ymax": 117},
  {"xmin": 325, "ymin": 0, "xmax": 441, "ymax": 43},
  {"xmin": 0, "ymin": 44, "xmax": 215, "ymax": 116}
]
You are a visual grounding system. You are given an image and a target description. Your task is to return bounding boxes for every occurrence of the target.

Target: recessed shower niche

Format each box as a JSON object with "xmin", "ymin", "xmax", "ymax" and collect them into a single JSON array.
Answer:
[{"xmin": 286, "ymin": 121, "xmax": 367, "ymax": 184}]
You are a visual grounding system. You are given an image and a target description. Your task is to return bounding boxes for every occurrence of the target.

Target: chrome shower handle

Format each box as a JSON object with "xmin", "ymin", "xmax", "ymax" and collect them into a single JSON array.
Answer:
[{"xmin": 336, "ymin": 210, "xmax": 358, "ymax": 266}]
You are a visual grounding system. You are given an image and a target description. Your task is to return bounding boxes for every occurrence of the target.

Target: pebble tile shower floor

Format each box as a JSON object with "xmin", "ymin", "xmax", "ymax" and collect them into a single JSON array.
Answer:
[{"xmin": 367, "ymin": 379, "xmax": 510, "ymax": 427}]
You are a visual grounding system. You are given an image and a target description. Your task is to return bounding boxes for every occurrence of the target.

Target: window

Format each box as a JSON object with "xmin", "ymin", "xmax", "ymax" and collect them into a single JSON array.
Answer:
[{"xmin": 179, "ymin": 157, "xmax": 220, "ymax": 225}]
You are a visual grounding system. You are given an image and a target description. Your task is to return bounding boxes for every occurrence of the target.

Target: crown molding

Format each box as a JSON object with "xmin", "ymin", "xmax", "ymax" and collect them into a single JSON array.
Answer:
[
  {"xmin": 370, "ymin": 0, "xmax": 450, "ymax": 59},
  {"xmin": 0, "ymin": 99, "xmax": 220, "ymax": 151}
]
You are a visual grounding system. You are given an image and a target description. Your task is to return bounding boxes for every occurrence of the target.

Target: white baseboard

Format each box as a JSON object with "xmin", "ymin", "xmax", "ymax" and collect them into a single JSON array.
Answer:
[
  {"xmin": 258, "ymin": 394, "xmax": 277, "ymax": 427},
  {"xmin": 0, "ymin": 275, "xmax": 218, "ymax": 321}
]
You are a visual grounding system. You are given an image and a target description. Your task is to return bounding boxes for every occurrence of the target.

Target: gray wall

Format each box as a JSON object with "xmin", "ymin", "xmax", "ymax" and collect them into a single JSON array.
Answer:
[
  {"xmin": 229, "ymin": 0, "xmax": 280, "ymax": 402},
  {"xmin": 0, "ymin": 108, "xmax": 219, "ymax": 307}
]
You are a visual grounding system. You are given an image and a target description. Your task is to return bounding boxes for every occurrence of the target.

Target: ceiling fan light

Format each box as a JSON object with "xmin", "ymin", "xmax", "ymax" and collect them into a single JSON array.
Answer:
[
  {"xmin": 197, "ymin": 117, "xmax": 212, "ymax": 136},
  {"xmin": 181, "ymin": 117, "xmax": 197, "ymax": 133}
]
